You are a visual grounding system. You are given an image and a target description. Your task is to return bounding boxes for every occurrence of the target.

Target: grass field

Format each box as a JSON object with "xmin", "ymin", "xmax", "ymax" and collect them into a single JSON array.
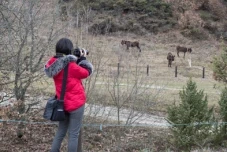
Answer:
[{"xmin": 35, "ymin": 30, "xmax": 225, "ymax": 116}]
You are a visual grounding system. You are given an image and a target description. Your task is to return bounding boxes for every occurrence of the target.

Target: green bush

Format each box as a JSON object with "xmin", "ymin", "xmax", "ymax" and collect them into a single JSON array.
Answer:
[
  {"xmin": 219, "ymin": 87, "xmax": 227, "ymax": 137},
  {"xmin": 210, "ymin": 87, "xmax": 227, "ymax": 146},
  {"xmin": 199, "ymin": 10, "xmax": 219, "ymax": 21},
  {"xmin": 77, "ymin": 0, "xmax": 172, "ymax": 18},
  {"xmin": 113, "ymin": 0, "xmax": 125, "ymax": 8},
  {"xmin": 212, "ymin": 45, "xmax": 227, "ymax": 82},
  {"xmin": 167, "ymin": 79, "xmax": 215, "ymax": 150},
  {"xmin": 133, "ymin": 0, "xmax": 147, "ymax": 9},
  {"xmin": 181, "ymin": 27, "xmax": 209, "ymax": 40}
]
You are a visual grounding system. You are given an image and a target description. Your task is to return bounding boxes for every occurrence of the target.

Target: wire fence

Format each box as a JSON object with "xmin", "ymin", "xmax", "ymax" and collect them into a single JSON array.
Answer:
[
  {"xmin": 1, "ymin": 119, "xmax": 226, "ymax": 129},
  {"xmin": 108, "ymin": 63, "xmax": 212, "ymax": 79}
]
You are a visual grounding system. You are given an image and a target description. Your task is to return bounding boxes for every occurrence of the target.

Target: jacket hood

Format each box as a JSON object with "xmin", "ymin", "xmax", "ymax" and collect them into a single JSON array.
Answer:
[{"xmin": 44, "ymin": 55, "xmax": 78, "ymax": 78}]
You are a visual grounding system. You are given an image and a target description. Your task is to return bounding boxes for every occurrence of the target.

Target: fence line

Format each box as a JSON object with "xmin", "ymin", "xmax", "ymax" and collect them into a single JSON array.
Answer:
[
  {"xmin": 1, "ymin": 119, "xmax": 226, "ymax": 130},
  {"xmin": 114, "ymin": 63, "xmax": 208, "ymax": 78}
]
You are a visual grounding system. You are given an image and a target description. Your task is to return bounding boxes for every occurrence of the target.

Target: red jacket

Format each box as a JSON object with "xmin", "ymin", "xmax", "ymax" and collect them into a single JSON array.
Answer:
[{"xmin": 44, "ymin": 55, "xmax": 93, "ymax": 112}]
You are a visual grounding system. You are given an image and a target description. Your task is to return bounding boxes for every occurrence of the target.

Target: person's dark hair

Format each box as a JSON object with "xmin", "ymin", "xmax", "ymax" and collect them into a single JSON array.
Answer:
[{"xmin": 56, "ymin": 38, "xmax": 73, "ymax": 55}]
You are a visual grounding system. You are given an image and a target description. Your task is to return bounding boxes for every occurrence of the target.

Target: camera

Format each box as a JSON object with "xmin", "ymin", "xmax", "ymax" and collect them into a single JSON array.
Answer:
[{"xmin": 73, "ymin": 48, "xmax": 89, "ymax": 57}]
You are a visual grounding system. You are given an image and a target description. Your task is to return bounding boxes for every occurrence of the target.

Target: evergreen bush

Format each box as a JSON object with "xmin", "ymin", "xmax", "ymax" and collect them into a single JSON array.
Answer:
[
  {"xmin": 212, "ymin": 45, "xmax": 227, "ymax": 82},
  {"xmin": 218, "ymin": 87, "xmax": 227, "ymax": 137},
  {"xmin": 212, "ymin": 44, "xmax": 227, "ymax": 144},
  {"xmin": 167, "ymin": 79, "xmax": 215, "ymax": 150}
]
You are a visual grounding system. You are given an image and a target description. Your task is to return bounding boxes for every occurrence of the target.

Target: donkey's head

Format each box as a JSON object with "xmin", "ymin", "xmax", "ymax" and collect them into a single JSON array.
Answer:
[
  {"xmin": 187, "ymin": 48, "xmax": 192, "ymax": 53},
  {"xmin": 121, "ymin": 40, "xmax": 126, "ymax": 45}
]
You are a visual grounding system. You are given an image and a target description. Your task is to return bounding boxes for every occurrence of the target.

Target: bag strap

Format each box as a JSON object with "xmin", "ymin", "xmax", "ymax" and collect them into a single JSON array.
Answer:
[{"xmin": 59, "ymin": 64, "xmax": 69, "ymax": 101}]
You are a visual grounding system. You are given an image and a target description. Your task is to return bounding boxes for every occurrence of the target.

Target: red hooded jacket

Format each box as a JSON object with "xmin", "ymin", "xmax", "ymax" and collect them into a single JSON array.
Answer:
[{"xmin": 44, "ymin": 55, "xmax": 93, "ymax": 112}]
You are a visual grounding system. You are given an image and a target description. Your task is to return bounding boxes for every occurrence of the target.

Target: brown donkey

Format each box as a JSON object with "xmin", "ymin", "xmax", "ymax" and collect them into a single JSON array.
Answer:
[
  {"xmin": 176, "ymin": 46, "xmax": 192, "ymax": 59},
  {"xmin": 167, "ymin": 52, "xmax": 175, "ymax": 67},
  {"xmin": 121, "ymin": 40, "xmax": 141, "ymax": 52}
]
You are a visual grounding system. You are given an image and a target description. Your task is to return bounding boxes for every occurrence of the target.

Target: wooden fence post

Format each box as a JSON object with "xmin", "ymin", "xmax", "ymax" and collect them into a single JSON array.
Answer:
[
  {"xmin": 147, "ymin": 65, "xmax": 149, "ymax": 76},
  {"xmin": 117, "ymin": 63, "xmax": 120, "ymax": 76},
  {"xmin": 175, "ymin": 66, "xmax": 177, "ymax": 77},
  {"xmin": 202, "ymin": 67, "xmax": 205, "ymax": 78}
]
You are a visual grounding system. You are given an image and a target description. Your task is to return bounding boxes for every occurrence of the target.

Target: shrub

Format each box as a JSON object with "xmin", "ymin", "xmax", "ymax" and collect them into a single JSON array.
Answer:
[
  {"xmin": 218, "ymin": 87, "xmax": 227, "ymax": 137},
  {"xmin": 212, "ymin": 45, "xmax": 227, "ymax": 82},
  {"xmin": 181, "ymin": 27, "xmax": 209, "ymax": 40},
  {"xmin": 199, "ymin": 10, "xmax": 219, "ymax": 21},
  {"xmin": 167, "ymin": 79, "xmax": 215, "ymax": 150}
]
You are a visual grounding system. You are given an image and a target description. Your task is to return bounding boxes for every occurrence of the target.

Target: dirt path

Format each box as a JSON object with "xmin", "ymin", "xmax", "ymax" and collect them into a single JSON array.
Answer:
[{"xmin": 84, "ymin": 103, "xmax": 169, "ymax": 128}]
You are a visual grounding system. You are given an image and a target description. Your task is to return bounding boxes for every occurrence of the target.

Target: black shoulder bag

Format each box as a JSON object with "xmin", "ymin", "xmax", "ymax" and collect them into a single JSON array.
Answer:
[{"xmin": 43, "ymin": 64, "xmax": 69, "ymax": 121}]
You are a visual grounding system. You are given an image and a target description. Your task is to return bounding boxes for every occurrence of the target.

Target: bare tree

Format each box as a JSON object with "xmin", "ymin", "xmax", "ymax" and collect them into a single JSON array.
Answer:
[
  {"xmin": 0, "ymin": 0, "xmax": 70, "ymax": 137},
  {"xmin": 0, "ymin": 0, "xmax": 64, "ymax": 105},
  {"xmin": 107, "ymin": 51, "xmax": 159, "ymax": 125}
]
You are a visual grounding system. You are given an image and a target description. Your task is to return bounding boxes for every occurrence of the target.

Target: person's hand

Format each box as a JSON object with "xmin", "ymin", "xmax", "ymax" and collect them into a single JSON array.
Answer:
[
  {"xmin": 78, "ymin": 48, "xmax": 83, "ymax": 57},
  {"xmin": 81, "ymin": 48, "xmax": 87, "ymax": 57}
]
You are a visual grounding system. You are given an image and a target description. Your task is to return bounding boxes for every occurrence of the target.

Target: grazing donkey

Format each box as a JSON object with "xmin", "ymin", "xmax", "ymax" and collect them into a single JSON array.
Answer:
[
  {"xmin": 167, "ymin": 52, "xmax": 175, "ymax": 67},
  {"xmin": 121, "ymin": 40, "xmax": 141, "ymax": 52},
  {"xmin": 176, "ymin": 46, "xmax": 192, "ymax": 59}
]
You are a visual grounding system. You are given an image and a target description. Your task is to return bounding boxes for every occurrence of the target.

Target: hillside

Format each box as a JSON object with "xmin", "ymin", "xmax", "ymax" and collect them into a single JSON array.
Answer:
[{"xmin": 60, "ymin": 0, "xmax": 227, "ymax": 41}]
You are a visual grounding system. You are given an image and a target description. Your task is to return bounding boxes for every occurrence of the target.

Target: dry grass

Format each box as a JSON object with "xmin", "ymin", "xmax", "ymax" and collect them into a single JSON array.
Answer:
[
  {"xmin": 36, "ymin": 29, "xmax": 225, "ymax": 116},
  {"xmin": 92, "ymin": 31, "xmax": 222, "ymax": 98}
]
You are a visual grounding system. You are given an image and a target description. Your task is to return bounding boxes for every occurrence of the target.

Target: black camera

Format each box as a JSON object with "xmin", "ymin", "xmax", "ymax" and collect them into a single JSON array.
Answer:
[{"xmin": 73, "ymin": 48, "xmax": 89, "ymax": 57}]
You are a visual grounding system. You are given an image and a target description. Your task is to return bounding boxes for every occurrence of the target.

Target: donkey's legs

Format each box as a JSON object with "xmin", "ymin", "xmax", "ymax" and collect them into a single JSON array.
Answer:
[{"xmin": 137, "ymin": 46, "xmax": 141, "ymax": 52}]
